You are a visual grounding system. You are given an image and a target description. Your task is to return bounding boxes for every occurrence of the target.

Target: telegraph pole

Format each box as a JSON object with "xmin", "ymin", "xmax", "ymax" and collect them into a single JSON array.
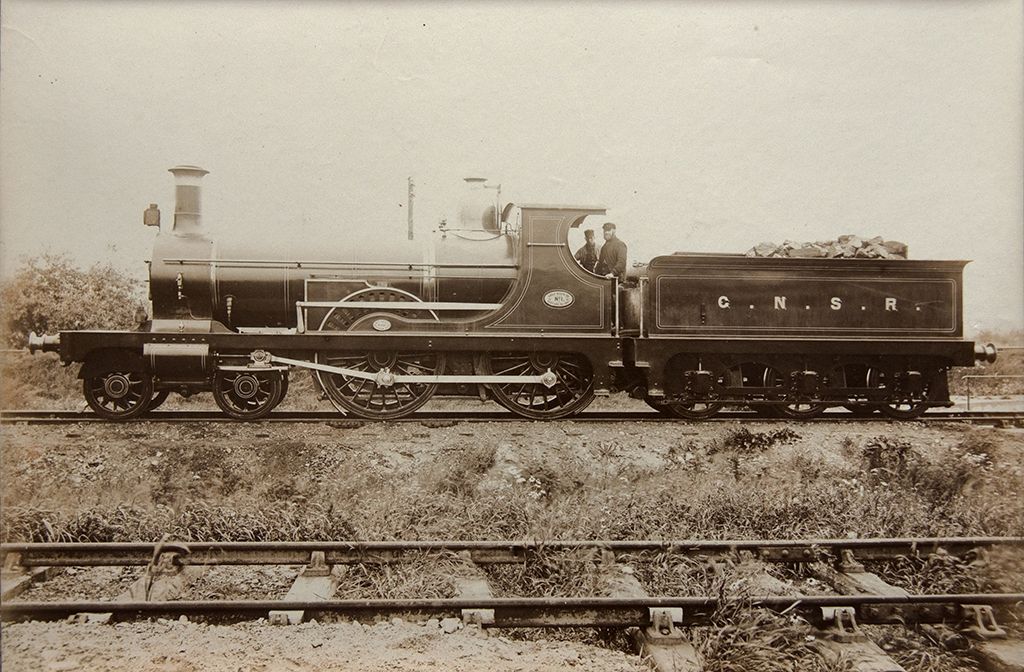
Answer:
[{"xmin": 407, "ymin": 177, "xmax": 415, "ymax": 240}]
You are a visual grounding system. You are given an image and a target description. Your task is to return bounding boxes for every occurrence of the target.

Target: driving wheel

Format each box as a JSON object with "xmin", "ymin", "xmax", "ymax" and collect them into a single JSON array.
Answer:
[
  {"xmin": 316, "ymin": 350, "xmax": 445, "ymax": 420},
  {"xmin": 484, "ymin": 352, "xmax": 594, "ymax": 419}
]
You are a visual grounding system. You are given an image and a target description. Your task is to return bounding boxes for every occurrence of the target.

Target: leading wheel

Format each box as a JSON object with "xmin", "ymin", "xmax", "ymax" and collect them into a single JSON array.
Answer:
[
  {"xmin": 213, "ymin": 370, "xmax": 283, "ymax": 420},
  {"xmin": 83, "ymin": 371, "xmax": 154, "ymax": 420},
  {"xmin": 316, "ymin": 350, "xmax": 446, "ymax": 420},
  {"xmin": 485, "ymin": 352, "xmax": 594, "ymax": 419},
  {"xmin": 146, "ymin": 390, "xmax": 171, "ymax": 411}
]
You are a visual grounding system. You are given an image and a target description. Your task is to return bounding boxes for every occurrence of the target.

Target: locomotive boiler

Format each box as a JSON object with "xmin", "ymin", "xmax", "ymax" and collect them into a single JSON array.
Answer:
[{"xmin": 30, "ymin": 166, "xmax": 996, "ymax": 421}]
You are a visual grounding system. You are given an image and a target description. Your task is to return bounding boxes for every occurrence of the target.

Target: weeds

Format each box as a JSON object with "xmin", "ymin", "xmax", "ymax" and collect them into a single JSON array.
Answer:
[
  {"xmin": 486, "ymin": 547, "xmax": 605, "ymax": 598},
  {"xmin": 715, "ymin": 428, "xmax": 800, "ymax": 454},
  {"xmin": 426, "ymin": 442, "xmax": 497, "ymax": 496},
  {"xmin": 877, "ymin": 625, "xmax": 985, "ymax": 672},
  {"xmin": 862, "ymin": 435, "xmax": 995, "ymax": 506},
  {"xmin": 690, "ymin": 605, "xmax": 835, "ymax": 672},
  {"xmin": 336, "ymin": 552, "xmax": 460, "ymax": 600}
]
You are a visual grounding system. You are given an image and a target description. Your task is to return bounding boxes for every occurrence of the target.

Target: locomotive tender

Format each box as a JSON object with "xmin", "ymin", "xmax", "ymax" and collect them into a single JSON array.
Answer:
[{"xmin": 30, "ymin": 166, "xmax": 996, "ymax": 421}]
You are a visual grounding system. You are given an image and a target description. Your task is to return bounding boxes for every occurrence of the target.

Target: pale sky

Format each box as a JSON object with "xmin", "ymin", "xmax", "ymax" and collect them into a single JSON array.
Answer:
[{"xmin": 2, "ymin": 0, "xmax": 1022, "ymax": 335}]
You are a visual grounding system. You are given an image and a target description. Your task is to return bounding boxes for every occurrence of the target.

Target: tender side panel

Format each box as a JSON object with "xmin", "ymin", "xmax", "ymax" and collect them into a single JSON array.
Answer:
[{"xmin": 648, "ymin": 256, "xmax": 967, "ymax": 337}]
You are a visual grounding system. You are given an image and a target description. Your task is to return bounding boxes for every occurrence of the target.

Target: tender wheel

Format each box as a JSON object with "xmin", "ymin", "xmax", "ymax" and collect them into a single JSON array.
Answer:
[
  {"xmin": 843, "ymin": 403, "xmax": 879, "ymax": 416},
  {"xmin": 83, "ymin": 371, "xmax": 154, "ymax": 420},
  {"xmin": 316, "ymin": 351, "xmax": 445, "ymax": 420},
  {"xmin": 728, "ymin": 361, "xmax": 787, "ymax": 403},
  {"xmin": 750, "ymin": 404, "xmax": 781, "ymax": 418},
  {"xmin": 660, "ymin": 356, "xmax": 727, "ymax": 420},
  {"xmin": 662, "ymin": 401, "xmax": 724, "ymax": 420},
  {"xmin": 879, "ymin": 369, "xmax": 934, "ymax": 419},
  {"xmin": 146, "ymin": 390, "xmax": 171, "ymax": 411},
  {"xmin": 485, "ymin": 352, "xmax": 594, "ymax": 419},
  {"xmin": 644, "ymin": 397, "xmax": 675, "ymax": 416},
  {"xmin": 646, "ymin": 397, "xmax": 723, "ymax": 419},
  {"xmin": 213, "ymin": 370, "xmax": 283, "ymax": 420},
  {"xmin": 734, "ymin": 361, "xmax": 826, "ymax": 419},
  {"xmin": 773, "ymin": 402, "xmax": 827, "ymax": 419},
  {"xmin": 880, "ymin": 400, "xmax": 929, "ymax": 419},
  {"xmin": 825, "ymin": 363, "xmax": 885, "ymax": 416}
]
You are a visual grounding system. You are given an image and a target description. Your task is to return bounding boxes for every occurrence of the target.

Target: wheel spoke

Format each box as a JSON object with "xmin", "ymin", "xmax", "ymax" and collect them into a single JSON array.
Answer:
[
  {"xmin": 83, "ymin": 369, "xmax": 153, "ymax": 421},
  {"xmin": 485, "ymin": 352, "xmax": 594, "ymax": 419},
  {"xmin": 212, "ymin": 370, "xmax": 283, "ymax": 420},
  {"xmin": 316, "ymin": 350, "xmax": 444, "ymax": 419},
  {"xmin": 879, "ymin": 368, "xmax": 934, "ymax": 419}
]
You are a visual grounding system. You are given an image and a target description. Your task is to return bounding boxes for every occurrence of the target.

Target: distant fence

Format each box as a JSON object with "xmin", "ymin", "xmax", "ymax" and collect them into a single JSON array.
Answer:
[{"xmin": 961, "ymin": 375, "xmax": 1024, "ymax": 411}]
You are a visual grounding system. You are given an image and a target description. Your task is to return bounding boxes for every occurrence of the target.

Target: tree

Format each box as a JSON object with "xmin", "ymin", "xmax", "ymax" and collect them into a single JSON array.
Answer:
[{"xmin": 1, "ymin": 253, "xmax": 148, "ymax": 349}]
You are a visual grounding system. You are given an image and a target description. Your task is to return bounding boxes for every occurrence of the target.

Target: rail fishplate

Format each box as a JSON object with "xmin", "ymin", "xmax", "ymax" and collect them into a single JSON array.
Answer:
[
  {"xmin": 647, "ymin": 607, "xmax": 684, "ymax": 639},
  {"xmin": 821, "ymin": 606, "xmax": 863, "ymax": 643}
]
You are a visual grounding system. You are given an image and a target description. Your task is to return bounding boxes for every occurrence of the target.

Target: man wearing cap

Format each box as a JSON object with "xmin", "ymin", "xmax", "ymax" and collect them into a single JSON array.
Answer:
[
  {"xmin": 574, "ymin": 228, "xmax": 599, "ymax": 273},
  {"xmin": 595, "ymin": 222, "xmax": 627, "ymax": 280}
]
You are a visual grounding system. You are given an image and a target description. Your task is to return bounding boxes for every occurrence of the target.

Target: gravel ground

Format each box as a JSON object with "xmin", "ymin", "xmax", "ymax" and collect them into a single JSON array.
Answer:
[{"xmin": 1, "ymin": 618, "xmax": 647, "ymax": 672}]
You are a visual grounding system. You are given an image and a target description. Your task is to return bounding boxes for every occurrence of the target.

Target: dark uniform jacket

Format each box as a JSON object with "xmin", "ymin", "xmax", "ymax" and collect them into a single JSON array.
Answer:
[
  {"xmin": 595, "ymin": 235, "xmax": 627, "ymax": 279},
  {"xmin": 574, "ymin": 241, "xmax": 598, "ymax": 273}
]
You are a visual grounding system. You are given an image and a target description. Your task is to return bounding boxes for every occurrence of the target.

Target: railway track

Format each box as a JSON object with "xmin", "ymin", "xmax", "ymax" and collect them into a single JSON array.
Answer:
[
  {"xmin": 3, "ymin": 538, "xmax": 1022, "ymax": 671},
  {"xmin": 2, "ymin": 408, "xmax": 1022, "ymax": 426}
]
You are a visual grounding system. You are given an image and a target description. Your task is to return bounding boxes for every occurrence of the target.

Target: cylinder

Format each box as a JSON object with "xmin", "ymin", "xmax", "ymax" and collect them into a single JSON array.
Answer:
[{"xmin": 169, "ymin": 166, "xmax": 209, "ymax": 234}]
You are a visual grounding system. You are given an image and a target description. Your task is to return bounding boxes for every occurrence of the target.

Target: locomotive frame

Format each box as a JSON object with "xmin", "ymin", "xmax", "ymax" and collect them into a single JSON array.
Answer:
[{"xmin": 29, "ymin": 166, "xmax": 995, "ymax": 421}]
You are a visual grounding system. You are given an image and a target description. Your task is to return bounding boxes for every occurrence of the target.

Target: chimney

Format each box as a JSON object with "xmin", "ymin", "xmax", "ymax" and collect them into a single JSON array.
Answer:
[{"xmin": 168, "ymin": 165, "xmax": 209, "ymax": 234}]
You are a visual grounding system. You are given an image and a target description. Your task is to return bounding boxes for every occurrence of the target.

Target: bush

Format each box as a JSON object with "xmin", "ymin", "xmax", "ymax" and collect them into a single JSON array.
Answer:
[
  {"xmin": 0, "ymin": 254, "xmax": 149, "ymax": 408},
  {"xmin": 0, "ymin": 252, "xmax": 148, "ymax": 349},
  {"xmin": 0, "ymin": 351, "xmax": 81, "ymax": 409}
]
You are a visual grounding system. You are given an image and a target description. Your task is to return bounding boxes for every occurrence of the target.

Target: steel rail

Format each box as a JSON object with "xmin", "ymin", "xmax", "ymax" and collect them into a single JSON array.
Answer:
[
  {"xmin": 4, "ymin": 538, "xmax": 1021, "ymax": 567},
  {"xmin": 3, "ymin": 594, "xmax": 1022, "ymax": 626},
  {"xmin": 1, "ymin": 409, "xmax": 1020, "ymax": 425}
]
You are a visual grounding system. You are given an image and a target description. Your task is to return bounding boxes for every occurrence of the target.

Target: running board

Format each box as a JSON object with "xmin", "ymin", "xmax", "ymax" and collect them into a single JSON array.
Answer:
[{"xmin": 262, "ymin": 354, "xmax": 558, "ymax": 389}]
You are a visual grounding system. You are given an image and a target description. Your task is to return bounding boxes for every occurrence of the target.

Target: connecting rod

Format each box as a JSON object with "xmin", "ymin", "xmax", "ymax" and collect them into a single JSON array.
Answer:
[{"xmin": 263, "ymin": 354, "xmax": 558, "ymax": 389}]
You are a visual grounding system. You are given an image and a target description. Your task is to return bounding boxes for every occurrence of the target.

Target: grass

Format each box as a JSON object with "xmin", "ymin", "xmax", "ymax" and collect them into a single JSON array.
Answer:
[
  {"xmin": 0, "ymin": 351, "xmax": 82, "ymax": 410},
  {"xmin": 0, "ymin": 503, "xmax": 356, "ymax": 543},
  {"xmin": 689, "ymin": 607, "xmax": 839, "ymax": 672},
  {"xmin": 4, "ymin": 424, "xmax": 1021, "ymax": 543}
]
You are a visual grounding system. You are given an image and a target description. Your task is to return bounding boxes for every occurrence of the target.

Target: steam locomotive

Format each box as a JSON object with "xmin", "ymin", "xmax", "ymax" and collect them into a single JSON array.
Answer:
[{"xmin": 29, "ymin": 166, "xmax": 996, "ymax": 421}]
